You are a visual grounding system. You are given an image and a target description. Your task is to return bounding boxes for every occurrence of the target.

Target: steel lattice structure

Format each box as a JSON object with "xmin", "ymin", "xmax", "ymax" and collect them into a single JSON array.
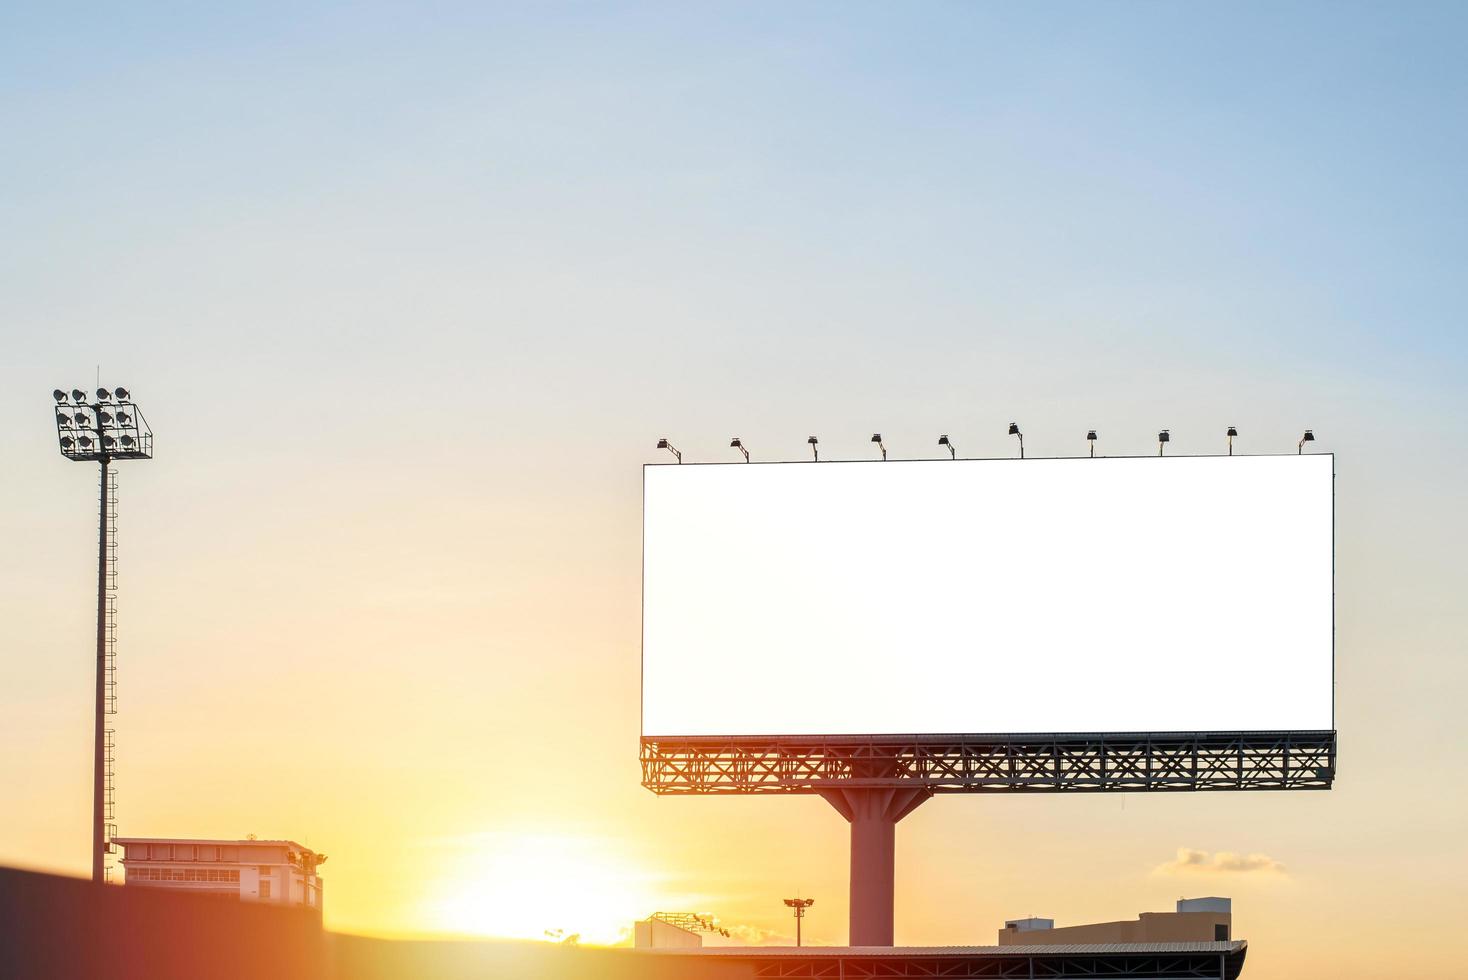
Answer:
[
  {"xmin": 660, "ymin": 943, "xmax": 1247, "ymax": 980},
  {"xmin": 650, "ymin": 911, "xmax": 731, "ymax": 937},
  {"xmin": 745, "ymin": 950, "xmax": 1242, "ymax": 980},
  {"xmin": 641, "ymin": 731, "xmax": 1336, "ymax": 795}
]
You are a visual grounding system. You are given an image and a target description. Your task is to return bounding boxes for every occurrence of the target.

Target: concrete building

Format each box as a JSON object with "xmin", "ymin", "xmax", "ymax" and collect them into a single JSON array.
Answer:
[
  {"xmin": 634, "ymin": 917, "xmax": 704, "ymax": 949},
  {"xmin": 115, "ymin": 837, "xmax": 326, "ymax": 913},
  {"xmin": 998, "ymin": 897, "xmax": 1231, "ymax": 945}
]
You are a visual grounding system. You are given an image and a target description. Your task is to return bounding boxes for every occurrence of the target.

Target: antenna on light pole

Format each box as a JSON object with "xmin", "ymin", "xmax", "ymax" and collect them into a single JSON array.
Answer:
[
  {"xmin": 51, "ymin": 385, "xmax": 153, "ymax": 883},
  {"xmin": 783, "ymin": 898, "xmax": 815, "ymax": 947}
]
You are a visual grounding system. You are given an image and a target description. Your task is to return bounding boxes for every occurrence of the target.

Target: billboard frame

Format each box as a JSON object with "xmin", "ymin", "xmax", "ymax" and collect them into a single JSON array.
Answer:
[
  {"xmin": 641, "ymin": 452, "xmax": 1336, "ymax": 744},
  {"xmin": 639, "ymin": 453, "xmax": 1338, "ymax": 946}
]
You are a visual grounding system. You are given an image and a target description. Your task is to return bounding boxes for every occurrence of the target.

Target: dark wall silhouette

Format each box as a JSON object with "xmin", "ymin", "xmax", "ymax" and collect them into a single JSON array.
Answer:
[
  {"xmin": 0, "ymin": 867, "xmax": 753, "ymax": 980},
  {"xmin": 0, "ymin": 866, "xmax": 327, "ymax": 980}
]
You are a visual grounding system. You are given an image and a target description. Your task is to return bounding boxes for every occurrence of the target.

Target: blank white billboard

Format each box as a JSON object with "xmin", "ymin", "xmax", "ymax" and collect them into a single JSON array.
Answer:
[{"xmin": 643, "ymin": 455, "xmax": 1333, "ymax": 737}]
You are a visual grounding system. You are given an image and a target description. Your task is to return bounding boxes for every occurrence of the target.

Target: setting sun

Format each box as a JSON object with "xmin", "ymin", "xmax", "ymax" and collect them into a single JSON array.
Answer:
[{"xmin": 421, "ymin": 832, "xmax": 672, "ymax": 946}]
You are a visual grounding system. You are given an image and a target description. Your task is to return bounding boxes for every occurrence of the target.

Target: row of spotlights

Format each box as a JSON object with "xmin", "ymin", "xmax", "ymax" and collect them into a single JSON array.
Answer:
[
  {"xmin": 52, "ymin": 387, "xmax": 132, "ymax": 404},
  {"xmin": 657, "ymin": 427, "xmax": 1318, "ymax": 462},
  {"xmin": 55, "ymin": 409, "xmax": 132, "ymax": 426},
  {"xmin": 59, "ymin": 434, "xmax": 137, "ymax": 450}
]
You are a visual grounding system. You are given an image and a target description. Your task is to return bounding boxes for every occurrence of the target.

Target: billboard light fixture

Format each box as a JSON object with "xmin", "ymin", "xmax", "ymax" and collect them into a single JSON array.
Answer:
[
  {"xmin": 656, "ymin": 438, "xmax": 682, "ymax": 464},
  {"xmin": 1086, "ymin": 430, "xmax": 1097, "ymax": 457},
  {"xmin": 1158, "ymin": 429, "xmax": 1170, "ymax": 456},
  {"xmin": 807, "ymin": 436, "xmax": 819, "ymax": 462},
  {"xmin": 1227, "ymin": 426, "xmax": 1238, "ymax": 455},
  {"xmin": 1299, "ymin": 429, "xmax": 1315, "ymax": 454},
  {"xmin": 730, "ymin": 437, "xmax": 750, "ymax": 463},
  {"xmin": 53, "ymin": 389, "xmax": 68, "ymax": 403},
  {"xmin": 71, "ymin": 389, "xmax": 86, "ymax": 403},
  {"xmin": 1008, "ymin": 422, "xmax": 1023, "ymax": 459},
  {"xmin": 938, "ymin": 434, "xmax": 955, "ymax": 460},
  {"xmin": 871, "ymin": 433, "xmax": 886, "ymax": 461}
]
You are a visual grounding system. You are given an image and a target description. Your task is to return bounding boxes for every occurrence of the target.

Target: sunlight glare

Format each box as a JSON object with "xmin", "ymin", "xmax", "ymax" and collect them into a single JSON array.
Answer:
[{"xmin": 423, "ymin": 831, "xmax": 672, "ymax": 946}]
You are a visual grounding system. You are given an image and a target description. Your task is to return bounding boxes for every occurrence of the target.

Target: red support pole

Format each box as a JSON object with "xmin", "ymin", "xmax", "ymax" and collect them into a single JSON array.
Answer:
[{"xmin": 820, "ymin": 787, "xmax": 929, "ymax": 946}]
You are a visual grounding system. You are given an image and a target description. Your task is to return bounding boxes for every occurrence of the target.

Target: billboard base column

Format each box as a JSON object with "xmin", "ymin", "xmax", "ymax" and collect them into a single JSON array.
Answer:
[{"xmin": 819, "ymin": 788, "xmax": 931, "ymax": 946}]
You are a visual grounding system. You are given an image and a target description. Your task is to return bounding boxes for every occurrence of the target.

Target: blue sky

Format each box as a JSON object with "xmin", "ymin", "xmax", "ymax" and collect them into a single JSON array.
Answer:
[{"xmin": 5, "ymin": 3, "xmax": 1465, "ymax": 388}]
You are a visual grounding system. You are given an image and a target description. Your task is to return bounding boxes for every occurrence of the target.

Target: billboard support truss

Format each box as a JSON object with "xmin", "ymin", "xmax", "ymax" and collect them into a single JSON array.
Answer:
[
  {"xmin": 641, "ymin": 731, "xmax": 1337, "ymax": 795},
  {"xmin": 644, "ymin": 731, "xmax": 1334, "ymax": 947}
]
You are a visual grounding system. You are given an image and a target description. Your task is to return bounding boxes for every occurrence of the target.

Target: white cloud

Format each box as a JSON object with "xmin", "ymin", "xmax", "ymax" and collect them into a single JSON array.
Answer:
[{"xmin": 1154, "ymin": 847, "xmax": 1286, "ymax": 876}]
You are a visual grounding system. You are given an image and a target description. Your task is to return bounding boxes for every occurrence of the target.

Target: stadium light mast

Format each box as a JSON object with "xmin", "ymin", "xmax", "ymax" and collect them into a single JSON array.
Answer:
[
  {"xmin": 783, "ymin": 898, "xmax": 814, "ymax": 947},
  {"xmin": 51, "ymin": 385, "xmax": 153, "ymax": 883}
]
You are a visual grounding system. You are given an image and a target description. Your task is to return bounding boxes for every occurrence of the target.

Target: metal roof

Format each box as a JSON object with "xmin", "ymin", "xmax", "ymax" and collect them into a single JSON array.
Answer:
[{"xmin": 647, "ymin": 941, "xmax": 1246, "ymax": 956}]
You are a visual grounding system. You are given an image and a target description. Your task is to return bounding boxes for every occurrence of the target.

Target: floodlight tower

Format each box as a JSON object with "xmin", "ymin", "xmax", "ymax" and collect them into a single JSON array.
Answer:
[
  {"xmin": 50, "ymin": 386, "xmax": 153, "ymax": 882},
  {"xmin": 783, "ymin": 898, "xmax": 814, "ymax": 947}
]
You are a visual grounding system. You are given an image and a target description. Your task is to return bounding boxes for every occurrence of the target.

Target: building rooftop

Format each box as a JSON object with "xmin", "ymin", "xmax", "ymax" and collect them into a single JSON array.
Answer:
[
  {"xmin": 647, "ymin": 941, "xmax": 1245, "ymax": 956},
  {"xmin": 113, "ymin": 837, "xmax": 321, "ymax": 855}
]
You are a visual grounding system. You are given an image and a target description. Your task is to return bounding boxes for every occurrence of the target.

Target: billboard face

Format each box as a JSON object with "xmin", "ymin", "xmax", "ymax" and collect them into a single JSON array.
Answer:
[{"xmin": 642, "ymin": 455, "xmax": 1333, "ymax": 737}]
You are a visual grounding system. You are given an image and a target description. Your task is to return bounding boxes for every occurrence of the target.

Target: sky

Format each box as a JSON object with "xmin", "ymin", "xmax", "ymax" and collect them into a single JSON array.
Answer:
[{"xmin": 1, "ymin": 2, "xmax": 1466, "ymax": 977}]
